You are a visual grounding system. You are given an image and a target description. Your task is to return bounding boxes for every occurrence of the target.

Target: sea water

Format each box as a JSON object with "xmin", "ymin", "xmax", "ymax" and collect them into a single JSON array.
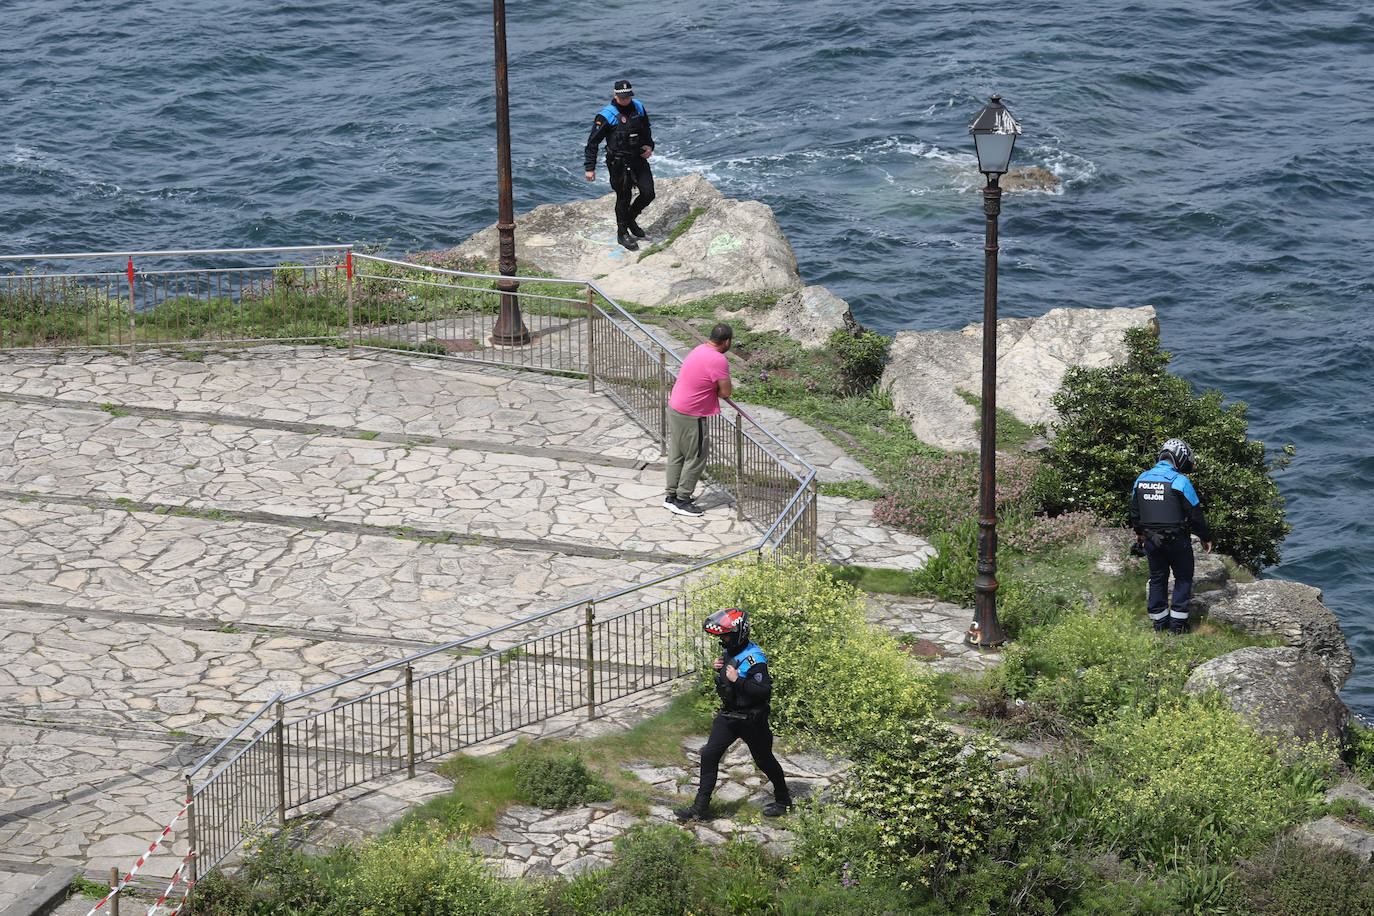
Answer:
[{"xmin": 4, "ymin": 0, "xmax": 1373, "ymax": 713}]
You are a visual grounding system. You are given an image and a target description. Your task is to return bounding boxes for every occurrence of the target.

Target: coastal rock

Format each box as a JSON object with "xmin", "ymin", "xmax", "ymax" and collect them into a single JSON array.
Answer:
[
  {"xmin": 1192, "ymin": 579, "xmax": 1354, "ymax": 689},
  {"xmin": 1296, "ymin": 816, "xmax": 1374, "ymax": 863},
  {"xmin": 454, "ymin": 173, "xmax": 802, "ymax": 307},
  {"xmin": 880, "ymin": 305, "xmax": 1156, "ymax": 451},
  {"xmin": 1000, "ymin": 166, "xmax": 1060, "ymax": 192},
  {"xmin": 717, "ymin": 285, "xmax": 863, "ymax": 349},
  {"xmin": 1185, "ymin": 646, "xmax": 1350, "ymax": 749}
]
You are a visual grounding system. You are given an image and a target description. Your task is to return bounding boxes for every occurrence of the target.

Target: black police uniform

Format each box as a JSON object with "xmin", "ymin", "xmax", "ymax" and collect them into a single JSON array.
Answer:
[
  {"xmin": 583, "ymin": 89, "xmax": 656, "ymax": 244},
  {"xmin": 1129, "ymin": 459, "xmax": 1211, "ymax": 632},
  {"xmin": 678, "ymin": 639, "xmax": 791, "ymax": 819}
]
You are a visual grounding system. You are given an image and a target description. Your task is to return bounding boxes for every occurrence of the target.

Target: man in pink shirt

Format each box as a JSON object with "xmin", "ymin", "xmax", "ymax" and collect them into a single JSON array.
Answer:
[{"xmin": 664, "ymin": 323, "xmax": 733, "ymax": 517}]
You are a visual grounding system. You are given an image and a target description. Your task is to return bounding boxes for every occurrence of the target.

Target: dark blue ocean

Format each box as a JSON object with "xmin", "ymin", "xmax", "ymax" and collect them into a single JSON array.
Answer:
[{"xmin": 4, "ymin": 1, "xmax": 1373, "ymax": 714}]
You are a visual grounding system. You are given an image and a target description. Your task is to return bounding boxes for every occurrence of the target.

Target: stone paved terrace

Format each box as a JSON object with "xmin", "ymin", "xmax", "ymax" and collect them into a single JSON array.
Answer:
[{"xmin": 0, "ymin": 346, "xmax": 998, "ymax": 911}]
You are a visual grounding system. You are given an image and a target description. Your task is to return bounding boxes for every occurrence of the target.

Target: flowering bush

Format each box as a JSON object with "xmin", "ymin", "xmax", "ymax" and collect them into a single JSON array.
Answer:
[
  {"xmin": 875, "ymin": 452, "xmax": 1099, "ymax": 560},
  {"xmin": 689, "ymin": 556, "xmax": 939, "ymax": 746},
  {"xmin": 1041, "ymin": 699, "xmax": 1311, "ymax": 865},
  {"xmin": 836, "ymin": 720, "xmax": 1034, "ymax": 888},
  {"xmin": 993, "ymin": 603, "xmax": 1193, "ymax": 725}
]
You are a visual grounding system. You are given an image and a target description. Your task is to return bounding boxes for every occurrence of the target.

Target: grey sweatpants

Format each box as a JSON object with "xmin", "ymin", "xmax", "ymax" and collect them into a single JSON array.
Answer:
[{"xmin": 665, "ymin": 407, "xmax": 709, "ymax": 501}]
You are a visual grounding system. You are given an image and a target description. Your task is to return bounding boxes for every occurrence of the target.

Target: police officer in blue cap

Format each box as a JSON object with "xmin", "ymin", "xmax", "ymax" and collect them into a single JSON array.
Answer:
[
  {"xmin": 1130, "ymin": 438, "xmax": 1213, "ymax": 634},
  {"xmin": 675, "ymin": 607, "xmax": 792, "ymax": 821},
  {"xmin": 583, "ymin": 79, "xmax": 656, "ymax": 251}
]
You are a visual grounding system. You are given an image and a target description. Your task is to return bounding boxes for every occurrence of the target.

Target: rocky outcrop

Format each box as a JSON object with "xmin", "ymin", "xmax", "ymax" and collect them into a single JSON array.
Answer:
[
  {"xmin": 1192, "ymin": 579, "xmax": 1354, "ymax": 689},
  {"xmin": 1185, "ymin": 646, "xmax": 1350, "ymax": 750},
  {"xmin": 1296, "ymin": 816, "xmax": 1374, "ymax": 863},
  {"xmin": 879, "ymin": 305, "xmax": 1157, "ymax": 451},
  {"xmin": 1000, "ymin": 166, "xmax": 1060, "ymax": 192},
  {"xmin": 454, "ymin": 173, "xmax": 802, "ymax": 307},
  {"xmin": 716, "ymin": 285, "xmax": 863, "ymax": 349}
]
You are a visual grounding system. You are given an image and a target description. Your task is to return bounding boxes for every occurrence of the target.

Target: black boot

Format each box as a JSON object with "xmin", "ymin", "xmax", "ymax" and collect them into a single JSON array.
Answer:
[
  {"xmin": 626, "ymin": 219, "xmax": 647, "ymax": 238},
  {"xmin": 617, "ymin": 228, "xmax": 639, "ymax": 251},
  {"xmin": 762, "ymin": 793, "xmax": 793, "ymax": 817},
  {"xmin": 674, "ymin": 798, "xmax": 710, "ymax": 822}
]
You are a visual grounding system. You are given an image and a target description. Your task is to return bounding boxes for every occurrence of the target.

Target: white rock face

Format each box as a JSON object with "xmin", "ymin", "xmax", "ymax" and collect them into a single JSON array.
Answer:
[
  {"xmin": 454, "ymin": 173, "xmax": 802, "ymax": 307},
  {"xmin": 718, "ymin": 285, "xmax": 863, "ymax": 350},
  {"xmin": 880, "ymin": 305, "xmax": 1157, "ymax": 451}
]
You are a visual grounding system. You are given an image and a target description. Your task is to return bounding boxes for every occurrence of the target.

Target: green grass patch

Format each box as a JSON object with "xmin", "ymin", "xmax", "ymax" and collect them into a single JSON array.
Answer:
[
  {"xmin": 422, "ymin": 693, "xmax": 712, "ymax": 834},
  {"xmin": 956, "ymin": 389, "xmax": 1040, "ymax": 451},
  {"xmin": 818, "ymin": 479, "xmax": 885, "ymax": 500},
  {"xmin": 826, "ymin": 563, "xmax": 916, "ymax": 595},
  {"xmin": 636, "ymin": 205, "xmax": 707, "ymax": 261}
]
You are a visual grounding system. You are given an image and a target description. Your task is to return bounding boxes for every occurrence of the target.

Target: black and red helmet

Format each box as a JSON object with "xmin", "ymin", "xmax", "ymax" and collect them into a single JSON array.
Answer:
[{"xmin": 703, "ymin": 607, "xmax": 750, "ymax": 651}]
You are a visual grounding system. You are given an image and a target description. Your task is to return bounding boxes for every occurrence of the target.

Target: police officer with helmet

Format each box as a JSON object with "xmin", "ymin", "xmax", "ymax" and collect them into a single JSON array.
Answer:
[
  {"xmin": 583, "ymin": 79, "xmax": 656, "ymax": 251},
  {"xmin": 1130, "ymin": 438, "xmax": 1213, "ymax": 634},
  {"xmin": 674, "ymin": 607, "xmax": 793, "ymax": 822}
]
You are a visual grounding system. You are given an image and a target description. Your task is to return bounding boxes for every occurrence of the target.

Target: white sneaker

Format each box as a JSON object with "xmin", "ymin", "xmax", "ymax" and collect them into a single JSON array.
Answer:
[
  {"xmin": 669, "ymin": 497, "xmax": 704, "ymax": 517},
  {"xmin": 662, "ymin": 496, "xmax": 677, "ymax": 510}
]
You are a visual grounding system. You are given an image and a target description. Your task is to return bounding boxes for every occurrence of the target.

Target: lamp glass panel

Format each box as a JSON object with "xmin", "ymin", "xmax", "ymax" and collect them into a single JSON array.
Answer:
[{"xmin": 973, "ymin": 133, "xmax": 1015, "ymax": 175}]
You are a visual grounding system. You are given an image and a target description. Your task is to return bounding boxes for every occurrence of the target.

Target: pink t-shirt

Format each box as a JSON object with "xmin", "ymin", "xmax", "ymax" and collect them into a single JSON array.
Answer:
[{"xmin": 668, "ymin": 343, "xmax": 730, "ymax": 417}]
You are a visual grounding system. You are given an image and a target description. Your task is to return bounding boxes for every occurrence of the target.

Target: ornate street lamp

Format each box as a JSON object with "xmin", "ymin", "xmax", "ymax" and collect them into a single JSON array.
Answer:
[
  {"xmin": 489, "ymin": 0, "xmax": 531, "ymax": 346},
  {"xmin": 964, "ymin": 94, "xmax": 1020, "ymax": 649}
]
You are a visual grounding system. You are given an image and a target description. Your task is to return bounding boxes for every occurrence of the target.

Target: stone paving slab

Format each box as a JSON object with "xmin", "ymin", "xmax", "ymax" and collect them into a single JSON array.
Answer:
[
  {"xmin": 0, "ymin": 347, "xmax": 655, "ymax": 461},
  {"xmin": 0, "ymin": 723, "xmax": 195, "ymax": 883},
  {"xmin": 0, "ymin": 501, "xmax": 683, "ymax": 638}
]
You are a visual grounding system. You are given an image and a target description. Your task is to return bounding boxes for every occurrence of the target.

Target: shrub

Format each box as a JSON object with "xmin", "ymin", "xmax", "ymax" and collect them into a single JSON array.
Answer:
[
  {"xmin": 1349, "ymin": 719, "xmax": 1374, "ymax": 787},
  {"xmin": 876, "ymin": 452, "xmax": 1098, "ymax": 563},
  {"xmin": 836, "ymin": 721, "xmax": 1035, "ymax": 888},
  {"xmin": 1043, "ymin": 699, "xmax": 1308, "ymax": 865},
  {"xmin": 873, "ymin": 453, "xmax": 977, "ymax": 535},
  {"xmin": 1042, "ymin": 327, "xmax": 1291, "ymax": 570},
  {"xmin": 689, "ymin": 556, "xmax": 939, "ymax": 747},
  {"xmin": 1236, "ymin": 836, "xmax": 1374, "ymax": 915},
  {"xmin": 341, "ymin": 822, "xmax": 535, "ymax": 915},
  {"xmin": 596, "ymin": 824, "xmax": 708, "ymax": 916},
  {"xmin": 907, "ymin": 519, "xmax": 978, "ymax": 605},
  {"xmin": 514, "ymin": 750, "xmax": 612, "ymax": 810},
  {"xmin": 992, "ymin": 603, "xmax": 1192, "ymax": 725},
  {"xmin": 825, "ymin": 328, "xmax": 889, "ymax": 395}
]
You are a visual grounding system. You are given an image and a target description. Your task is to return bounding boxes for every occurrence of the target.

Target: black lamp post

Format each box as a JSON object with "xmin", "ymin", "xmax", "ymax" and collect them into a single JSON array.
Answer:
[
  {"xmin": 489, "ymin": 0, "xmax": 531, "ymax": 346},
  {"xmin": 964, "ymin": 94, "xmax": 1020, "ymax": 649}
]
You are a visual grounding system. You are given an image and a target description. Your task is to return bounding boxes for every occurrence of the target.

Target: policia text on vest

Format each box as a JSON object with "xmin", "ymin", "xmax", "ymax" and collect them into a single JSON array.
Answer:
[{"xmin": 1129, "ymin": 440, "xmax": 1212, "ymax": 635}]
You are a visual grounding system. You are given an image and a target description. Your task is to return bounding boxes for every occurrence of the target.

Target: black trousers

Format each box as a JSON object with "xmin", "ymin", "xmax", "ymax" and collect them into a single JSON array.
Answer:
[
  {"xmin": 692, "ymin": 712, "xmax": 789, "ymax": 803},
  {"xmin": 608, "ymin": 155, "xmax": 655, "ymax": 231}
]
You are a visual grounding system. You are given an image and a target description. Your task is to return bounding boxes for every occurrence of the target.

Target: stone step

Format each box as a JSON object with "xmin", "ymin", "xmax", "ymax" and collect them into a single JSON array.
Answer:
[
  {"xmin": 2, "ymin": 346, "xmax": 651, "ymax": 460},
  {"xmin": 0, "ymin": 500, "xmax": 683, "ymax": 636},
  {"xmin": 0, "ymin": 398, "xmax": 752, "ymax": 556}
]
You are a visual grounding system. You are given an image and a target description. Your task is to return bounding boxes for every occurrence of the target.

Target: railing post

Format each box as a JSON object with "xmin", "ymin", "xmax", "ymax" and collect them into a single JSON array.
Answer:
[
  {"xmin": 405, "ymin": 664, "xmax": 416, "ymax": 779},
  {"xmin": 109, "ymin": 866, "xmax": 120, "ymax": 916},
  {"xmin": 586, "ymin": 287, "xmax": 596, "ymax": 393},
  {"xmin": 585, "ymin": 601, "xmax": 596, "ymax": 719},
  {"xmin": 275, "ymin": 699, "xmax": 286, "ymax": 827},
  {"xmin": 658, "ymin": 349, "xmax": 667, "ymax": 456},
  {"xmin": 126, "ymin": 256, "xmax": 137, "ymax": 365},
  {"xmin": 184, "ymin": 775, "xmax": 198, "ymax": 888},
  {"xmin": 734, "ymin": 411, "xmax": 745, "ymax": 522},
  {"xmin": 809, "ymin": 478, "xmax": 819, "ymax": 559},
  {"xmin": 346, "ymin": 249, "xmax": 356, "ymax": 359}
]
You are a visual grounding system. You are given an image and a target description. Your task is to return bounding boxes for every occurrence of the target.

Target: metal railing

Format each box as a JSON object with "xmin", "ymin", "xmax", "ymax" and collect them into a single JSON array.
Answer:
[{"xmin": 1, "ymin": 246, "xmax": 819, "ymax": 897}]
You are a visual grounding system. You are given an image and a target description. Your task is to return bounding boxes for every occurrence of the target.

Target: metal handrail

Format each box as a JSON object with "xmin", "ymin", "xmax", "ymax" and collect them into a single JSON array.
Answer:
[{"xmin": 186, "ymin": 692, "xmax": 284, "ymax": 780}]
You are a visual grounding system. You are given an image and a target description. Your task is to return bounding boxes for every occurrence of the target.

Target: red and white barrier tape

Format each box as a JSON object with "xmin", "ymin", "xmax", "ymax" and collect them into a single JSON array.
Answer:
[
  {"xmin": 83, "ymin": 799, "xmax": 190, "ymax": 916},
  {"xmin": 143, "ymin": 848, "xmax": 195, "ymax": 916}
]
